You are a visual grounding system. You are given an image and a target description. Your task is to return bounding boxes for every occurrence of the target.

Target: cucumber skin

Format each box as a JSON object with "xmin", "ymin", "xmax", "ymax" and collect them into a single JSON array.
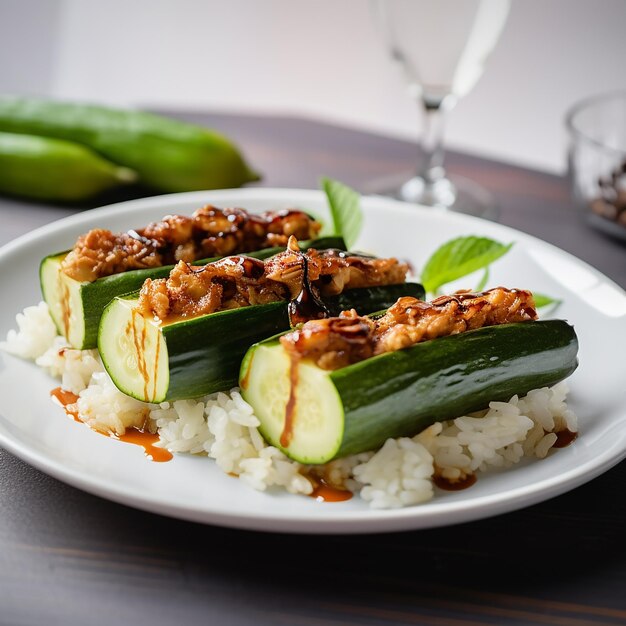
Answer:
[
  {"xmin": 0, "ymin": 97, "xmax": 258, "ymax": 192},
  {"xmin": 330, "ymin": 320, "xmax": 579, "ymax": 457},
  {"xmin": 324, "ymin": 282, "xmax": 424, "ymax": 316},
  {"xmin": 164, "ymin": 302, "xmax": 290, "ymax": 400},
  {"xmin": 41, "ymin": 236, "xmax": 347, "ymax": 349},
  {"xmin": 0, "ymin": 131, "xmax": 135, "ymax": 201}
]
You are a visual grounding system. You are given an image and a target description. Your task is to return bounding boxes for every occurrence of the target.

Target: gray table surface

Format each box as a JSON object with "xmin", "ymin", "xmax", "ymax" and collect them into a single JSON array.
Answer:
[{"xmin": 0, "ymin": 112, "xmax": 624, "ymax": 626}]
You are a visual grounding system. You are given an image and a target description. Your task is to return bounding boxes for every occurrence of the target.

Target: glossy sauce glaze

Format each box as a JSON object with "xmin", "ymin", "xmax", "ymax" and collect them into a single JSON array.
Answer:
[
  {"xmin": 279, "ymin": 351, "xmax": 300, "ymax": 448},
  {"xmin": 554, "ymin": 429, "xmax": 578, "ymax": 448},
  {"xmin": 128, "ymin": 309, "xmax": 150, "ymax": 401},
  {"xmin": 309, "ymin": 478, "xmax": 353, "ymax": 502},
  {"xmin": 126, "ymin": 308, "xmax": 161, "ymax": 403},
  {"xmin": 287, "ymin": 248, "xmax": 329, "ymax": 327},
  {"xmin": 59, "ymin": 272, "xmax": 71, "ymax": 339},
  {"xmin": 114, "ymin": 430, "xmax": 172, "ymax": 463},
  {"xmin": 50, "ymin": 387, "xmax": 80, "ymax": 421},
  {"xmin": 433, "ymin": 471, "xmax": 478, "ymax": 491}
]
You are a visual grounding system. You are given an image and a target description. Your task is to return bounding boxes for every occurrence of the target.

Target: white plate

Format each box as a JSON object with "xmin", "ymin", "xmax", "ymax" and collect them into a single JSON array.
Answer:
[{"xmin": 0, "ymin": 189, "xmax": 625, "ymax": 534}]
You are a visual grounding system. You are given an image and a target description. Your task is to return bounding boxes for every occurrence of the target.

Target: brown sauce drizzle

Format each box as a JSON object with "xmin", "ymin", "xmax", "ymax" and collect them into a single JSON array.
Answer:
[
  {"xmin": 319, "ymin": 248, "xmax": 376, "ymax": 260},
  {"xmin": 50, "ymin": 387, "xmax": 80, "ymax": 422},
  {"xmin": 553, "ymin": 429, "xmax": 578, "ymax": 448},
  {"xmin": 113, "ymin": 430, "xmax": 173, "ymax": 462},
  {"xmin": 239, "ymin": 356, "xmax": 252, "ymax": 391},
  {"xmin": 280, "ymin": 351, "xmax": 300, "ymax": 448},
  {"xmin": 433, "ymin": 472, "xmax": 478, "ymax": 491},
  {"xmin": 60, "ymin": 276, "xmax": 71, "ymax": 339},
  {"xmin": 310, "ymin": 479, "xmax": 353, "ymax": 502},
  {"xmin": 289, "ymin": 286, "xmax": 330, "ymax": 326},
  {"xmin": 129, "ymin": 309, "xmax": 151, "ymax": 401},
  {"xmin": 126, "ymin": 229, "xmax": 159, "ymax": 248},
  {"xmin": 50, "ymin": 387, "xmax": 172, "ymax": 462},
  {"xmin": 153, "ymin": 331, "xmax": 160, "ymax": 400},
  {"xmin": 288, "ymin": 247, "xmax": 330, "ymax": 327}
]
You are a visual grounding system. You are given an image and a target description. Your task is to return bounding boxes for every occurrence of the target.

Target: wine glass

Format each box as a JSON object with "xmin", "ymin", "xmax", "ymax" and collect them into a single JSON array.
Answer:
[{"xmin": 369, "ymin": 0, "xmax": 511, "ymax": 218}]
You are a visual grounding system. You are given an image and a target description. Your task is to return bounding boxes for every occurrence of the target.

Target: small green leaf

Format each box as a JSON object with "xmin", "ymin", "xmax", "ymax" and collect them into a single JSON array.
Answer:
[
  {"xmin": 421, "ymin": 236, "xmax": 513, "ymax": 294},
  {"xmin": 533, "ymin": 293, "xmax": 562, "ymax": 309},
  {"xmin": 475, "ymin": 267, "xmax": 490, "ymax": 292},
  {"xmin": 321, "ymin": 177, "xmax": 363, "ymax": 249}
]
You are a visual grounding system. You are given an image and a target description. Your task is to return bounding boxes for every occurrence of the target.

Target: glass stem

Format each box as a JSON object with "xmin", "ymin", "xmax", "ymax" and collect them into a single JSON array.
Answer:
[{"xmin": 418, "ymin": 94, "xmax": 455, "ymax": 184}]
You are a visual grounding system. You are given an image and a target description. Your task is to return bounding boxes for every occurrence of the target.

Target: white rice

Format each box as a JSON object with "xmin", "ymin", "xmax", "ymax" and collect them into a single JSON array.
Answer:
[
  {"xmin": 75, "ymin": 372, "xmax": 155, "ymax": 434},
  {"xmin": 0, "ymin": 301, "xmax": 58, "ymax": 359},
  {"xmin": 36, "ymin": 337, "xmax": 102, "ymax": 395},
  {"xmin": 353, "ymin": 438, "xmax": 434, "ymax": 508},
  {"xmin": 2, "ymin": 301, "xmax": 579, "ymax": 509},
  {"xmin": 153, "ymin": 391, "xmax": 312, "ymax": 494}
]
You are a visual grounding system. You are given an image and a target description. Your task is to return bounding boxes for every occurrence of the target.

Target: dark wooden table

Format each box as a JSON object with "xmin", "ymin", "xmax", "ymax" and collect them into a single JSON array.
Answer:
[{"xmin": 0, "ymin": 113, "xmax": 624, "ymax": 626}]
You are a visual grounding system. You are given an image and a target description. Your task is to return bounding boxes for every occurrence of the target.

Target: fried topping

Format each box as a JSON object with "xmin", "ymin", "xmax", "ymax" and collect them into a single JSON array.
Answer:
[
  {"xmin": 136, "ymin": 238, "xmax": 409, "ymax": 323},
  {"xmin": 264, "ymin": 240, "xmax": 408, "ymax": 298},
  {"xmin": 280, "ymin": 288, "xmax": 538, "ymax": 370},
  {"xmin": 60, "ymin": 206, "xmax": 322, "ymax": 282}
]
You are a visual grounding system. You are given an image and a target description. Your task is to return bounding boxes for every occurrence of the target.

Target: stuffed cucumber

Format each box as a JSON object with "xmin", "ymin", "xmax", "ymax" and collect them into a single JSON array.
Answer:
[
  {"xmin": 41, "ymin": 235, "xmax": 343, "ymax": 349},
  {"xmin": 99, "ymin": 244, "xmax": 423, "ymax": 402},
  {"xmin": 40, "ymin": 204, "xmax": 337, "ymax": 349},
  {"xmin": 239, "ymin": 289, "xmax": 579, "ymax": 464}
]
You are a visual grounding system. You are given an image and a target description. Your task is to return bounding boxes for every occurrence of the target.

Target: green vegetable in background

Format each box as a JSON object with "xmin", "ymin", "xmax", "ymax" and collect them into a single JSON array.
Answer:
[
  {"xmin": 0, "ymin": 131, "xmax": 136, "ymax": 202},
  {"xmin": 0, "ymin": 97, "xmax": 260, "ymax": 194},
  {"xmin": 532, "ymin": 293, "xmax": 562, "ymax": 310},
  {"xmin": 419, "ymin": 235, "xmax": 559, "ymax": 308},
  {"xmin": 318, "ymin": 179, "xmax": 560, "ymax": 307},
  {"xmin": 421, "ymin": 235, "xmax": 513, "ymax": 295},
  {"xmin": 321, "ymin": 177, "xmax": 363, "ymax": 248}
]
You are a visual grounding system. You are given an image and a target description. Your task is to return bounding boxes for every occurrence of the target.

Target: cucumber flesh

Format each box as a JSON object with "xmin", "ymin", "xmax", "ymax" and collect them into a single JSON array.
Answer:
[
  {"xmin": 98, "ymin": 295, "xmax": 169, "ymax": 402},
  {"xmin": 39, "ymin": 253, "xmax": 86, "ymax": 347},
  {"xmin": 241, "ymin": 342, "xmax": 344, "ymax": 464}
]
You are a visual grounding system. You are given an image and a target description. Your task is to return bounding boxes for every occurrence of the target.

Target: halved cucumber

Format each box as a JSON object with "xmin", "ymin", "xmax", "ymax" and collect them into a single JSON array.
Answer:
[
  {"xmin": 99, "ymin": 282, "xmax": 425, "ymax": 403},
  {"xmin": 239, "ymin": 320, "xmax": 579, "ymax": 464},
  {"xmin": 241, "ymin": 342, "xmax": 345, "ymax": 464},
  {"xmin": 39, "ymin": 235, "xmax": 346, "ymax": 349}
]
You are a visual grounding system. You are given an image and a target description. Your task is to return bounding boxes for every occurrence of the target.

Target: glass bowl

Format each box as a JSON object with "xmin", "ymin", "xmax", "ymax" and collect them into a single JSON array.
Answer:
[{"xmin": 566, "ymin": 91, "xmax": 626, "ymax": 241}]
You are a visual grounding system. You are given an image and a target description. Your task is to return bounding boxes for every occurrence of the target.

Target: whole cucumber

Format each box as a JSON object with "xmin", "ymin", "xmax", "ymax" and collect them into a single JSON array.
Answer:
[
  {"xmin": 0, "ymin": 131, "xmax": 137, "ymax": 201},
  {"xmin": 0, "ymin": 97, "xmax": 260, "ymax": 192}
]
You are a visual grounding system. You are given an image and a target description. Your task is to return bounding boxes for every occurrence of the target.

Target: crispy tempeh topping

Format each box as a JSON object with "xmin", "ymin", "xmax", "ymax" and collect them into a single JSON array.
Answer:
[
  {"xmin": 136, "ymin": 237, "xmax": 409, "ymax": 323},
  {"xmin": 60, "ymin": 206, "xmax": 322, "ymax": 282},
  {"xmin": 265, "ymin": 244, "xmax": 407, "ymax": 298},
  {"xmin": 280, "ymin": 288, "xmax": 538, "ymax": 370}
]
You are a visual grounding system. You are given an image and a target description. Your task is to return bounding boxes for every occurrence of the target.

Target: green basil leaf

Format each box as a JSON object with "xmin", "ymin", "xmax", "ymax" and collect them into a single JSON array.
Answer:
[
  {"xmin": 421, "ymin": 236, "xmax": 513, "ymax": 294},
  {"xmin": 533, "ymin": 292, "xmax": 562, "ymax": 309},
  {"xmin": 475, "ymin": 267, "xmax": 490, "ymax": 292},
  {"xmin": 321, "ymin": 177, "xmax": 363, "ymax": 249}
]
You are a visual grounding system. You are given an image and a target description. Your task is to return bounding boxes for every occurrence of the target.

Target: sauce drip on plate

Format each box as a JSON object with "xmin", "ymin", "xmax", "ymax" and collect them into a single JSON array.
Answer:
[
  {"xmin": 310, "ymin": 479, "xmax": 353, "ymax": 502},
  {"xmin": 433, "ymin": 472, "xmax": 478, "ymax": 491},
  {"xmin": 50, "ymin": 387, "xmax": 80, "ymax": 422},
  {"xmin": 50, "ymin": 387, "xmax": 172, "ymax": 462},
  {"xmin": 114, "ymin": 430, "xmax": 173, "ymax": 463},
  {"xmin": 554, "ymin": 429, "xmax": 578, "ymax": 448}
]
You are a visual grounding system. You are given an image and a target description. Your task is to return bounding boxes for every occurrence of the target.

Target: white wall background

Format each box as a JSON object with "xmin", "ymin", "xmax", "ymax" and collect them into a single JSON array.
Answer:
[{"xmin": 1, "ymin": 0, "xmax": 625, "ymax": 173}]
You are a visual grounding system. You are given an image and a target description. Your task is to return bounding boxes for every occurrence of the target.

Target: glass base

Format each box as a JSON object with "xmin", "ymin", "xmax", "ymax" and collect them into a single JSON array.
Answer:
[{"xmin": 362, "ymin": 172, "xmax": 499, "ymax": 221}]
